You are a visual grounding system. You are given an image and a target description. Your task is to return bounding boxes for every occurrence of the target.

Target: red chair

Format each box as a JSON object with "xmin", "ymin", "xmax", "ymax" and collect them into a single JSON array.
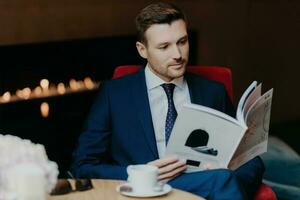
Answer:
[
  {"xmin": 113, "ymin": 65, "xmax": 277, "ymax": 200},
  {"xmin": 113, "ymin": 65, "xmax": 234, "ymax": 102}
]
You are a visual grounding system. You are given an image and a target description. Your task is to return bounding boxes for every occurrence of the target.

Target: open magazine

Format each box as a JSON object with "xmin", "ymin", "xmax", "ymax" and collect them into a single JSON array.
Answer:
[{"xmin": 165, "ymin": 81, "xmax": 273, "ymax": 172}]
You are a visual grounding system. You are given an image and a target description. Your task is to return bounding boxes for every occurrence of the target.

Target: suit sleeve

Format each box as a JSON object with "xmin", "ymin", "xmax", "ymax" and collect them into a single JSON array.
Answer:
[
  {"xmin": 234, "ymin": 156, "xmax": 265, "ymax": 199},
  {"xmin": 70, "ymin": 81, "xmax": 127, "ymax": 180}
]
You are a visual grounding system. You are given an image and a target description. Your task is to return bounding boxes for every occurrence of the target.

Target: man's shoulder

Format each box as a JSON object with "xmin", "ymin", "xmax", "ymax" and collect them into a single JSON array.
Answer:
[
  {"xmin": 185, "ymin": 72, "xmax": 226, "ymax": 90},
  {"xmin": 102, "ymin": 69, "xmax": 145, "ymax": 91}
]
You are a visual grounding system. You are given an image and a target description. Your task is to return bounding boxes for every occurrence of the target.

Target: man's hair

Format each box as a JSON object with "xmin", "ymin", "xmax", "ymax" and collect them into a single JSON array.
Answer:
[{"xmin": 135, "ymin": 2, "xmax": 187, "ymax": 44}]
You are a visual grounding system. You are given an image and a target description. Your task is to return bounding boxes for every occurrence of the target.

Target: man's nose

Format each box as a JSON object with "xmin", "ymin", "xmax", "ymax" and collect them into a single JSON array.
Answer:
[{"xmin": 171, "ymin": 46, "xmax": 182, "ymax": 60}]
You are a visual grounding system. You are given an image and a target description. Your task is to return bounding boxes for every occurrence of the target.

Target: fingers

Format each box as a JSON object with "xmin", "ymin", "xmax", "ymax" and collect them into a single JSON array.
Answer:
[
  {"xmin": 159, "ymin": 173, "xmax": 181, "ymax": 184},
  {"xmin": 158, "ymin": 164, "xmax": 187, "ymax": 181},
  {"xmin": 147, "ymin": 155, "xmax": 180, "ymax": 168},
  {"xmin": 203, "ymin": 163, "xmax": 212, "ymax": 170},
  {"xmin": 158, "ymin": 159, "xmax": 186, "ymax": 175},
  {"xmin": 147, "ymin": 155, "xmax": 187, "ymax": 182}
]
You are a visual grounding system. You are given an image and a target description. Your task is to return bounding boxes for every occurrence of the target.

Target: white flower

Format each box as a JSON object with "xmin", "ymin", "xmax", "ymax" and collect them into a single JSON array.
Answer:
[{"xmin": 0, "ymin": 134, "xmax": 59, "ymax": 198}]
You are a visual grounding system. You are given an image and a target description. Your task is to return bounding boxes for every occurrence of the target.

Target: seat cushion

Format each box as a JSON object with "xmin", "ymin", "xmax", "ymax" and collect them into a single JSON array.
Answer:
[{"xmin": 261, "ymin": 136, "xmax": 300, "ymax": 199}]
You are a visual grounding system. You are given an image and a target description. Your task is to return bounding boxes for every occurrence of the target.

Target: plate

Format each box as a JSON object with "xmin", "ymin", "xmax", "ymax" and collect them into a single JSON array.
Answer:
[{"xmin": 116, "ymin": 183, "xmax": 172, "ymax": 197}]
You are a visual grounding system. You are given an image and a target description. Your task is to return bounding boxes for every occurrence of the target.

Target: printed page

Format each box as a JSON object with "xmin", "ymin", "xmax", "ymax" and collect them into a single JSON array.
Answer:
[
  {"xmin": 242, "ymin": 83, "xmax": 262, "ymax": 121},
  {"xmin": 185, "ymin": 103, "xmax": 240, "ymax": 125},
  {"xmin": 166, "ymin": 104, "xmax": 246, "ymax": 172},
  {"xmin": 229, "ymin": 88, "xmax": 273, "ymax": 169}
]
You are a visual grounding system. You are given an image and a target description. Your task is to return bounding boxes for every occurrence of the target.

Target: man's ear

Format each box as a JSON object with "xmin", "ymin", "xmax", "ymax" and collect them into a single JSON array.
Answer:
[{"xmin": 136, "ymin": 41, "xmax": 147, "ymax": 59}]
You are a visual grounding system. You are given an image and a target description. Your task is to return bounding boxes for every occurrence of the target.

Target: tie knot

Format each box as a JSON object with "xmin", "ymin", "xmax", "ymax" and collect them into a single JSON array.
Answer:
[{"xmin": 161, "ymin": 83, "xmax": 176, "ymax": 98}]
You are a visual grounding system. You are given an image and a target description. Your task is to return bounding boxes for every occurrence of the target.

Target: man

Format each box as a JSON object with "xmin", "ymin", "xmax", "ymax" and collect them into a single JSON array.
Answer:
[{"xmin": 71, "ymin": 2, "xmax": 264, "ymax": 199}]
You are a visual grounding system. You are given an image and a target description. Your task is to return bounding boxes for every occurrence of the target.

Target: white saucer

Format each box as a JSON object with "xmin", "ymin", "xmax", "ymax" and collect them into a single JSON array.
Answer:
[{"xmin": 116, "ymin": 183, "xmax": 172, "ymax": 197}]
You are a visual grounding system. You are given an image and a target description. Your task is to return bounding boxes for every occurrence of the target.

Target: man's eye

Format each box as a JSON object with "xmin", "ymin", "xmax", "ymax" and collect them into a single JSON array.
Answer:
[
  {"xmin": 158, "ymin": 45, "xmax": 168, "ymax": 50},
  {"xmin": 179, "ymin": 39, "xmax": 187, "ymax": 45}
]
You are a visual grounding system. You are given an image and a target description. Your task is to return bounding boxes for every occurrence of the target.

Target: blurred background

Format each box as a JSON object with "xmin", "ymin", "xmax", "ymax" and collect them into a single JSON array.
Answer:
[{"xmin": 0, "ymin": 0, "xmax": 299, "ymax": 191}]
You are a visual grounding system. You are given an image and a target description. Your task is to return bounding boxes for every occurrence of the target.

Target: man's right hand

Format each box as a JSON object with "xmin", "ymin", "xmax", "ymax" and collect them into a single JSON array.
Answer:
[{"xmin": 147, "ymin": 155, "xmax": 187, "ymax": 182}]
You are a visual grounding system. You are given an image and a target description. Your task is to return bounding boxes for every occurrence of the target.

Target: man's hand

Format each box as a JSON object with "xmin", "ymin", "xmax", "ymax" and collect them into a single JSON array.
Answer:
[{"xmin": 147, "ymin": 155, "xmax": 187, "ymax": 182}]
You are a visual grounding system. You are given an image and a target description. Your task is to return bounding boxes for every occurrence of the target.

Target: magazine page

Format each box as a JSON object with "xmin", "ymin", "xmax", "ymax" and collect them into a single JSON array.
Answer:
[
  {"xmin": 236, "ymin": 81, "xmax": 257, "ymax": 124},
  {"xmin": 166, "ymin": 104, "xmax": 246, "ymax": 172},
  {"xmin": 185, "ymin": 103, "xmax": 241, "ymax": 125},
  {"xmin": 242, "ymin": 83, "xmax": 262, "ymax": 121},
  {"xmin": 229, "ymin": 88, "xmax": 273, "ymax": 169}
]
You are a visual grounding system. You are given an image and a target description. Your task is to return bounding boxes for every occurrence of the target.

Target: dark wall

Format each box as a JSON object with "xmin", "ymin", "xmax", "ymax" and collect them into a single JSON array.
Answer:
[
  {"xmin": 2, "ymin": 0, "xmax": 299, "ymax": 122},
  {"xmin": 0, "ymin": 0, "xmax": 299, "ymax": 174}
]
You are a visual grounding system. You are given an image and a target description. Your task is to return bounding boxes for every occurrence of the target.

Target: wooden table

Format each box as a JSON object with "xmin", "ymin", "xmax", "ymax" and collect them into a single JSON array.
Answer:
[{"xmin": 48, "ymin": 179, "xmax": 204, "ymax": 200}]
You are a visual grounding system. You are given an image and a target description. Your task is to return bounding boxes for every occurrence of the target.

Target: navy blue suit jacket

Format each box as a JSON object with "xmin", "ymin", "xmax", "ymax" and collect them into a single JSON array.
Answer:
[{"xmin": 71, "ymin": 68, "xmax": 264, "ymax": 197}]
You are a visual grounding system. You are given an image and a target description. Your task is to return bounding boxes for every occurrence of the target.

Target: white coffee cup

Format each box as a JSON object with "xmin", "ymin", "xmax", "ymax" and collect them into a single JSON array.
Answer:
[{"xmin": 127, "ymin": 164, "xmax": 163, "ymax": 194}]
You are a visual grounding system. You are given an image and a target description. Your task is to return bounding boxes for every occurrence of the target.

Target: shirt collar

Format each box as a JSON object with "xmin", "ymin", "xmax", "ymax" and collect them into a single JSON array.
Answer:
[{"xmin": 145, "ymin": 63, "xmax": 185, "ymax": 90}]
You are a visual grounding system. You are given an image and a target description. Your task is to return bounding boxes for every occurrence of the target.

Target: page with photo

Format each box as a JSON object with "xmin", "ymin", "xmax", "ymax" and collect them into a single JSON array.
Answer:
[{"xmin": 166, "ymin": 81, "xmax": 273, "ymax": 172}]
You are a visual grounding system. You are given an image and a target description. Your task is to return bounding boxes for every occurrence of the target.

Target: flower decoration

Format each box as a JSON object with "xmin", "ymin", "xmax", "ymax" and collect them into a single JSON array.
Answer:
[{"xmin": 0, "ymin": 134, "xmax": 59, "ymax": 199}]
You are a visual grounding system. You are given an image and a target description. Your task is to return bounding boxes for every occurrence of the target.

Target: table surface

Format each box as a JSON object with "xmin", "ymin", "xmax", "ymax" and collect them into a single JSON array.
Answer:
[{"xmin": 48, "ymin": 179, "xmax": 204, "ymax": 200}]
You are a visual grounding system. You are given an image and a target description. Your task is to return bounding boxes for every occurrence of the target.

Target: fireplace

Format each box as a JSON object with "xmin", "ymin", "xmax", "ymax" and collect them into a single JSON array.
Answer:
[{"xmin": 0, "ymin": 33, "xmax": 197, "ymax": 177}]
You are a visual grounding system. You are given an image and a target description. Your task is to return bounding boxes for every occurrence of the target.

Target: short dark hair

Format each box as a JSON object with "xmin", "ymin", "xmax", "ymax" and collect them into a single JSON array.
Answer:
[{"xmin": 135, "ymin": 2, "xmax": 187, "ymax": 44}]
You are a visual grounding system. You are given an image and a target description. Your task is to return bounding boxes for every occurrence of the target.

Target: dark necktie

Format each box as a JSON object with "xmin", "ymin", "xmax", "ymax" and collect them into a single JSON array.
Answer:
[{"xmin": 161, "ymin": 83, "xmax": 177, "ymax": 145}]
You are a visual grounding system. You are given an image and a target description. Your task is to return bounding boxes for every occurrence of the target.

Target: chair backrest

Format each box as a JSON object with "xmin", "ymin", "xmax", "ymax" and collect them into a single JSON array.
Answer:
[{"xmin": 113, "ymin": 65, "xmax": 233, "ymax": 101}]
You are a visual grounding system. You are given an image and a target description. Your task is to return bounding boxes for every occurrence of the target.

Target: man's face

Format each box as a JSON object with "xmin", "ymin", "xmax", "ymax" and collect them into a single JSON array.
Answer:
[{"xmin": 136, "ymin": 19, "xmax": 189, "ymax": 82}]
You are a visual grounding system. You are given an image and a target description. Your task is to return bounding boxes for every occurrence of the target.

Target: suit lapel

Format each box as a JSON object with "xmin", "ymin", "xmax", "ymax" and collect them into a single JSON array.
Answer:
[
  {"xmin": 131, "ymin": 69, "xmax": 159, "ymax": 158},
  {"xmin": 129, "ymin": 72, "xmax": 203, "ymax": 159},
  {"xmin": 186, "ymin": 73, "xmax": 203, "ymax": 105}
]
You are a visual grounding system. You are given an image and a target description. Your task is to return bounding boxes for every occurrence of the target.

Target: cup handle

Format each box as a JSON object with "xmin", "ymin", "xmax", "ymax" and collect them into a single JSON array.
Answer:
[{"xmin": 126, "ymin": 165, "xmax": 133, "ymax": 182}]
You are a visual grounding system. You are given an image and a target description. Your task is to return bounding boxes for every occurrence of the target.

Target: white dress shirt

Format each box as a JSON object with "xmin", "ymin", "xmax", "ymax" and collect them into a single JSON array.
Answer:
[{"xmin": 145, "ymin": 64, "xmax": 191, "ymax": 158}]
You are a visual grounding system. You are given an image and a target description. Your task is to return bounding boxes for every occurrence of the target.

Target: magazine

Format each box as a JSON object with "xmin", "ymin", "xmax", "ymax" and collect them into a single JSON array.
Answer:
[{"xmin": 165, "ymin": 81, "xmax": 273, "ymax": 172}]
